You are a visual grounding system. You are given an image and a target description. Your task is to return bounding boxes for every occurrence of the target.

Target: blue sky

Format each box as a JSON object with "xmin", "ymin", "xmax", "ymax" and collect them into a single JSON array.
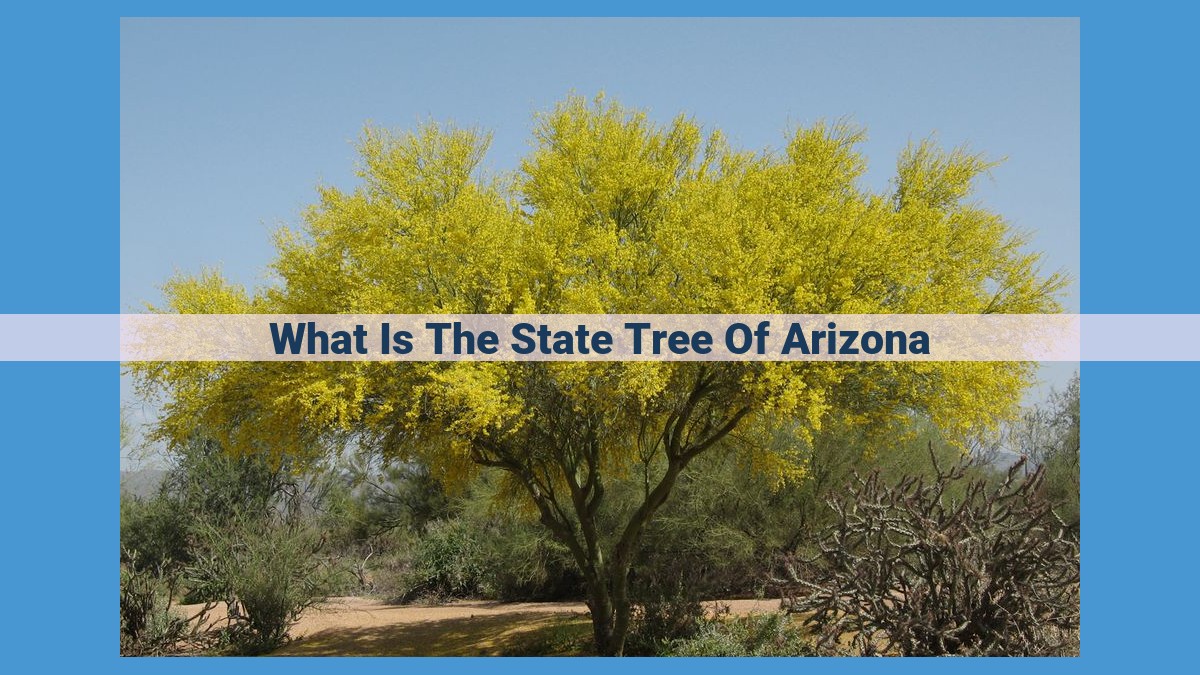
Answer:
[{"xmin": 120, "ymin": 18, "xmax": 1079, "ymax": 465}]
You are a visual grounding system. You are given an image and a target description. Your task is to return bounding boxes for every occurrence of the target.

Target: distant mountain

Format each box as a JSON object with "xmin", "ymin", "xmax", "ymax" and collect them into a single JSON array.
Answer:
[{"xmin": 120, "ymin": 468, "xmax": 167, "ymax": 499}]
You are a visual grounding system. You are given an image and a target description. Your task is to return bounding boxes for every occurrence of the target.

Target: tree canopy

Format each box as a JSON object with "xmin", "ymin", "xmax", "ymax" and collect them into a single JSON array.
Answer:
[{"xmin": 132, "ymin": 93, "xmax": 1065, "ymax": 654}]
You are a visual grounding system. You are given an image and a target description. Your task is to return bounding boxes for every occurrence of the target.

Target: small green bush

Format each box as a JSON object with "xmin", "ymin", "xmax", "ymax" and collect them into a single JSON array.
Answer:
[
  {"xmin": 475, "ymin": 518, "xmax": 579, "ymax": 601},
  {"xmin": 186, "ymin": 516, "xmax": 329, "ymax": 655},
  {"xmin": 120, "ymin": 492, "xmax": 190, "ymax": 572},
  {"xmin": 397, "ymin": 518, "xmax": 492, "ymax": 601},
  {"xmin": 382, "ymin": 494, "xmax": 581, "ymax": 604}
]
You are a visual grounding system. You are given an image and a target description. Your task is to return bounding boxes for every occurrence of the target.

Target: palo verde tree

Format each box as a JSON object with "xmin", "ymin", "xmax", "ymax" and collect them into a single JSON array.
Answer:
[{"xmin": 132, "ymin": 94, "xmax": 1064, "ymax": 655}]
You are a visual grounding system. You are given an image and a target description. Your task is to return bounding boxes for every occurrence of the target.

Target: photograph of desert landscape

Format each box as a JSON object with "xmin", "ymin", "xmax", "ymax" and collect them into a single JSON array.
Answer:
[{"xmin": 119, "ymin": 18, "xmax": 1080, "ymax": 657}]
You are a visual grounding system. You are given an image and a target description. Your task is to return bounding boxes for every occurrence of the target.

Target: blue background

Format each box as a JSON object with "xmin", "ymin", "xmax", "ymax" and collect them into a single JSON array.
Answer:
[{"xmin": 0, "ymin": 1, "xmax": 1193, "ymax": 672}]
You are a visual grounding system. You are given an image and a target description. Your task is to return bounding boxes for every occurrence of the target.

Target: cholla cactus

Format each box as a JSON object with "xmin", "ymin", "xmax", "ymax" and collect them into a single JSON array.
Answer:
[{"xmin": 775, "ymin": 445, "xmax": 1079, "ymax": 656}]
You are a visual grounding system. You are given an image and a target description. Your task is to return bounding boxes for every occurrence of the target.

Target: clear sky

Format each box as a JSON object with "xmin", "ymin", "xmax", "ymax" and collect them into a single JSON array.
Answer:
[{"xmin": 120, "ymin": 18, "xmax": 1079, "ymax": 466}]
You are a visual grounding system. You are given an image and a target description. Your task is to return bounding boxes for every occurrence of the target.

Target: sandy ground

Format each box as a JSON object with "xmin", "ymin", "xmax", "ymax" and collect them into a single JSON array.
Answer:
[{"xmin": 179, "ymin": 596, "xmax": 784, "ymax": 656}]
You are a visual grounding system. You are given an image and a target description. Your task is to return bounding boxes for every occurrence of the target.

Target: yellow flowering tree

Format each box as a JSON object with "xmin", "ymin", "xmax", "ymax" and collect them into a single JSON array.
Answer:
[{"xmin": 133, "ymin": 94, "xmax": 1064, "ymax": 655}]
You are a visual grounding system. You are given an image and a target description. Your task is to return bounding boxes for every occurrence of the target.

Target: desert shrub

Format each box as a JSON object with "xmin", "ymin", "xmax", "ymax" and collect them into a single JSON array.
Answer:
[
  {"xmin": 452, "ymin": 473, "xmax": 582, "ymax": 601},
  {"xmin": 1041, "ymin": 447, "xmax": 1080, "ymax": 528},
  {"xmin": 1035, "ymin": 375, "xmax": 1080, "ymax": 528},
  {"xmin": 394, "ymin": 517, "xmax": 492, "ymax": 601},
  {"xmin": 163, "ymin": 438, "xmax": 297, "ymax": 523},
  {"xmin": 365, "ymin": 552, "xmax": 413, "ymax": 600},
  {"xmin": 343, "ymin": 527, "xmax": 414, "ymax": 597},
  {"xmin": 120, "ymin": 492, "xmax": 191, "ymax": 571},
  {"xmin": 778, "ymin": 446, "xmax": 1080, "ymax": 656},
  {"xmin": 624, "ymin": 490, "xmax": 726, "ymax": 656},
  {"xmin": 477, "ymin": 519, "xmax": 580, "ymax": 601},
  {"xmin": 120, "ymin": 559, "xmax": 190, "ymax": 656},
  {"xmin": 314, "ymin": 553, "xmax": 366, "ymax": 597},
  {"xmin": 631, "ymin": 452, "xmax": 779, "ymax": 600},
  {"xmin": 186, "ymin": 516, "xmax": 330, "ymax": 655},
  {"xmin": 663, "ymin": 612, "xmax": 815, "ymax": 656},
  {"xmin": 367, "ymin": 469, "xmax": 580, "ymax": 603},
  {"xmin": 121, "ymin": 436, "xmax": 319, "ymax": 575},
  {"xmin": 1000, "ymin": 375, "xmax": 1080, "ymax": 528},
  {"xmin": 121, "ymin": 435, "xmax": 361, "ymax": 654},
  {"xmin": 320, "ymin": 458, "xmax": 452, "ymax": 547},
  {"xmin": 387, "ymin": 506, "xmax": 580, "ymax": 603},
  {"xmin": 624, "ymin": 582, "xmax": 707, "ymax": 655}
]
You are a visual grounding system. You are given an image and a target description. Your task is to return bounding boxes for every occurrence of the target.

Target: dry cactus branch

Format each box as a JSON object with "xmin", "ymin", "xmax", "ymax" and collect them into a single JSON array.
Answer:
[{"xmin": 773, "ymin": 443, "xmax": 1079, "ymax": 656}]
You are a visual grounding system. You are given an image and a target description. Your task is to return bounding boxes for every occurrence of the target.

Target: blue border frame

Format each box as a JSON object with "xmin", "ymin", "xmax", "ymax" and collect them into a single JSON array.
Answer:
[{"xmin": 3, "ymin": 2, "xmax": 1196, "ymax": 672}]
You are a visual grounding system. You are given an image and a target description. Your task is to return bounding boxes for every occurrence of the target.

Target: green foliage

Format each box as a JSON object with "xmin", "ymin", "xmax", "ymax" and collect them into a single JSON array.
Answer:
[
  {"xmin": 163, "ymin": 436, "xmax": 299, "ymax": 523},
  {"xmin": 186, "ymin": 516, "xmax": 331, "ymax": 655},
  {"xmin": 1042, "ymin": 448, "xmax": 1080, "ymax": 527},
  {"xmin": 120, "ymin": 435, "xmax": 306, "ymax": 575},
  {"xmin": 397, "ymin": 518, "xmax": 492, "ymax": 601},
  {"xmin": 1033, "ymin": 374, "xmax": 1080, "ymax": 527},
  {"xmin": 628, "ymin": 452, "xmax": 767, "ymax": 599},
  {"xmin": 663, "ymin": 613, "xmax": 815, "ymax": 657},
  {"xmin": 381, "ymin": 472, "xmax": 581, "ymax": 603},
  {"xmin": 120, "ymin": 492, "xmax": 191, "ymax": 572},
  {"xmin": 319, "ymin": 457, "xmax": 451, "ymax": 548},
  {"xmin": 120, "ymin": 434, "xmax": 339, "ymax": 655}
]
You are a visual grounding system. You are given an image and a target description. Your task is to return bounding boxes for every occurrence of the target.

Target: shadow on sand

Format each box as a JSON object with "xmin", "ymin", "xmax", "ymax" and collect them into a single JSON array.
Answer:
[{"xmin": 274, "ymin": 609, "xmax": 593, "ymax": 656}]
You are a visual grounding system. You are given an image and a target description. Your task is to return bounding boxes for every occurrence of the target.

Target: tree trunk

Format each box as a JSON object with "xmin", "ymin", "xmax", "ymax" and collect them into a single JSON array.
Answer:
[
  {"xmin": 607, "ymin": 566, "xmax": 632, "ymax": 655},
  {"xmin": 581, "ymin": 464, "xmax": 684, "ymax": 655},
  {"xmin": 586, "ymin": 575, "xmax": 615, "ymax": 655},
  {"xmin": 584, "ymin": 562, "xmax": 633, "ymax": 656}
]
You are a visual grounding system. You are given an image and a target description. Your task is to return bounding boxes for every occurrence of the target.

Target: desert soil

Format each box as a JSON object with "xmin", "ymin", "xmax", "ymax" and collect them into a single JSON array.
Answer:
[{"xmin": 180, "ymin": 596, "xmax": 783, "ymax": 656}]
